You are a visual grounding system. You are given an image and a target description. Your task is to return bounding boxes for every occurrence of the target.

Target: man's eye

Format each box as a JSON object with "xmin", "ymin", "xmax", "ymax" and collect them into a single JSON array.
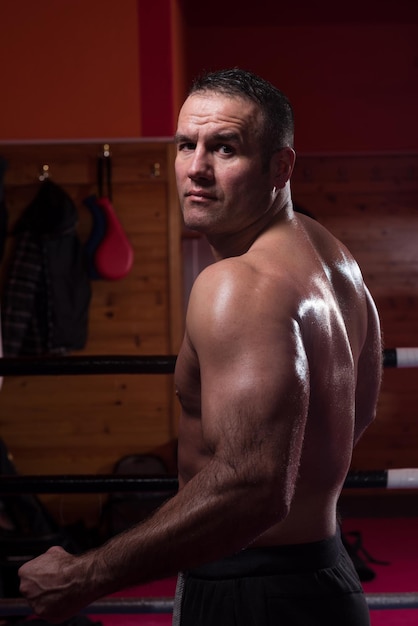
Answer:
[
  {"xmin": 217, "ymin": 144, "xmax": 233, "ymax": 155},
  {"xmin": 178, "ymin": 142, "xmax": 195, "ymax": 152}
]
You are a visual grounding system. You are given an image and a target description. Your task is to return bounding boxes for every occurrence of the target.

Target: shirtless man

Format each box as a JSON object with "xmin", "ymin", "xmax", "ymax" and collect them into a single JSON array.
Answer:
[{"xmin": 19, "ymin": 69, "xmax": 381, "ymax": 625}]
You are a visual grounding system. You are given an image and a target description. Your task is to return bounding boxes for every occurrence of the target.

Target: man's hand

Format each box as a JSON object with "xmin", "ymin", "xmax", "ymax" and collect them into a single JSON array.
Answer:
[{"xmin": 18, "ymin": 545, "xmax": 92, "ymax": 623}]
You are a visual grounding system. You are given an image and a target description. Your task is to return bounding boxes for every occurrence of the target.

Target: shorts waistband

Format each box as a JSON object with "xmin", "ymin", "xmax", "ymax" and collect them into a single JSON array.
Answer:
[{"xmin": 187, "ymin": 533, "xmax": 343, "ymax": 579}]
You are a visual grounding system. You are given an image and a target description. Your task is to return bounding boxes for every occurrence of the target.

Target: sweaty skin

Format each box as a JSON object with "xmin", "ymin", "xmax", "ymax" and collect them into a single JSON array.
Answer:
[
  {"xmin": 18, "ymin": 92, "xmax": 381, "ymax": 623},
  {"xmin": 176, "ymin": 210, "xmax": 379, "ymax": 547}
]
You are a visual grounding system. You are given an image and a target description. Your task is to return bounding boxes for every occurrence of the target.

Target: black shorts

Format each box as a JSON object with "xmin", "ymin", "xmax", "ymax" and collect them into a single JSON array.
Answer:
[{"xmin": 173, "ymin": 533, "xmax": 370, "ymax": 625}]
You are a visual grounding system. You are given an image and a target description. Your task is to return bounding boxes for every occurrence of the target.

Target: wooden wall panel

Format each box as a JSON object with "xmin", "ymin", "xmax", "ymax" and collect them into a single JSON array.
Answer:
[
  {"xmin": 293, "ymin": 153, "xmax": 418, "ymax": 471},
  {"xmin": 0, "ymin": 141, "xmax": 182, "ymax": 524}
]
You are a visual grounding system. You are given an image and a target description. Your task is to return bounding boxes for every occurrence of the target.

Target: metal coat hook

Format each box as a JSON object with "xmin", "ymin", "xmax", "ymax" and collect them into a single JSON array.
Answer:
[
  {"xmin": 97, "ymin": 144, "xmax": 112, "ymax": 200},
  {"xmin": 39, "ymin": 164, "xmax": 50, "ymax": 182}
]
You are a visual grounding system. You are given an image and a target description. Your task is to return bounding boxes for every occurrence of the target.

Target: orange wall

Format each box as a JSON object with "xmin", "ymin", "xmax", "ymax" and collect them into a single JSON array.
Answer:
[{"xmin": 0, "ymin": 0, "xmax": 141, "ymax": 139}]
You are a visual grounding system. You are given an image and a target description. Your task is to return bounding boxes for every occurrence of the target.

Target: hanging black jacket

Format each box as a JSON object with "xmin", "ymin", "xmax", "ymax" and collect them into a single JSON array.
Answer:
[{"xmin": 2, "ymin": 179, "xmax": 91, "ymax": 357}]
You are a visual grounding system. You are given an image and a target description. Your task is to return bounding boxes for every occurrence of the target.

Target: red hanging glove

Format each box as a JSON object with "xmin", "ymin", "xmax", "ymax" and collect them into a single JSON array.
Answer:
[{"xmin": 94, "ymin": 196, "xmax": 134, "ymax": 280}]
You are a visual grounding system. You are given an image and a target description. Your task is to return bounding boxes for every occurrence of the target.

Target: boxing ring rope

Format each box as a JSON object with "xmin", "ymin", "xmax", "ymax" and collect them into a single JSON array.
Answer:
[
  {"xmin": 0, "ymin": 474, "xmax": 179, "ymax": 494},
  {"xmin": 345, "ymin": 468, "xmax": 418, "ymax": 489},
  {"xmin": 1, "ymin": 593, "xmax": 418, "ymax": 615},
  {"xmin": 383, "ymin": 347, "xmax": 418, "ymax": 368},
  {"xmin": 0, "ymin": 347, "xmax": 417, "ymax": 377},
  {"xmin": 1, "ymin": 468, "xmax": 418, "ymax": 495},
  {"xmin": 0, "ymin": 355, "xmax": 178, "ymax": 376}
]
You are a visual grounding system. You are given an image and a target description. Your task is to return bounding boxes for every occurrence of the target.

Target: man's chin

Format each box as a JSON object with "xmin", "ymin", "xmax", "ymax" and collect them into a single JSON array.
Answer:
[{"xmin": 183, "ymin": 215, "xmax": 212, "ymax": 234}]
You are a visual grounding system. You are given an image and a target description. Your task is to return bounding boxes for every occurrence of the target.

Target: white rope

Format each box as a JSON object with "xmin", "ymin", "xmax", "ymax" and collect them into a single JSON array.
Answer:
[
  {"xmin": 387, "ymin": 468, "xmax": 418, "ymax": 489},
  {"xmin": 365, "ymin": 592, "xmax": 418, "ymax": 610},
  {"xmin": 394, "ymin": 347, "xmax": 418, "ymax": 368}
]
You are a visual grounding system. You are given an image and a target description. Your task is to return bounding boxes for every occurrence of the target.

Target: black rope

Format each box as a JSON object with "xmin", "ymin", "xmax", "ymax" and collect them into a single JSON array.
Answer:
[
  {"xmin": 0, "ymin": 350, "xmax": 407, "ymax": 377},
  {"xmin": 0, "ymin": 474, "xmax": 179, "ymax": 495},
  {"xmin": 383, "ymin": 348, "xmax": 397, "ymax": 368},
  {"xmin": 0, "ymin": 470, "xmax": 400, "ymax": 495},
  {"xmin": 343, "ymin": 470, "xmax": 388, "ymax": 489},
  {"xmin": 0, "ymin": 355, "xmax": 177, "ymax": 376}
]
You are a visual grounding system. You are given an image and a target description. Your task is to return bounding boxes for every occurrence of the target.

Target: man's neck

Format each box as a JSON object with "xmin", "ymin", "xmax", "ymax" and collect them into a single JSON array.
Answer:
[{"xmin": 208, "ymin": 193, "xmax": 294, "ymax": 261}]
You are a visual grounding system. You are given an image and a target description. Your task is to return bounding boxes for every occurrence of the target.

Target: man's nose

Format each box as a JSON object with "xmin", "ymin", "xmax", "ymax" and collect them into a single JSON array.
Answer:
[{"xmin": 188, "ymin": 147, "xmax": 212, "ymax": 180}]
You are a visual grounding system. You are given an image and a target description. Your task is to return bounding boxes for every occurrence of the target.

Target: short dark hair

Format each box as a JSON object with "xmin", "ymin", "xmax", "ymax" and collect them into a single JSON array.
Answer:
[{"xmin": 189, "ymin": 68, "xmax": 294, "ymax": 162}]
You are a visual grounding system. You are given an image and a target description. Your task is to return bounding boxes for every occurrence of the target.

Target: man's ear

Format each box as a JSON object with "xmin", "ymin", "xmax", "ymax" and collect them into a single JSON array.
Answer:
[{"xmin": 271, "ymin": 147, "xmax": 296, "ymax": 189}]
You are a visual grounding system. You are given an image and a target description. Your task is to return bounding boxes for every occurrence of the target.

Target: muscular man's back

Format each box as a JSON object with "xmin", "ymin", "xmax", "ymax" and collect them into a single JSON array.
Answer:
[
  {"xmin": 175, "ymin": 210, "xmax": 381, "ymax": 547},
  {"xmin": 253, "ymin": 213, "xmax": 380, "ymax": 544}
]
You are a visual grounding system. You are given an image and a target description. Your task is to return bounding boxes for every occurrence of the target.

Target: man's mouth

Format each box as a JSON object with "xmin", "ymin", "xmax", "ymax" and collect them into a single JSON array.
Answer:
[{"xmin": 185, "ymin": 190, "xmax": 216, "ymax": 201}]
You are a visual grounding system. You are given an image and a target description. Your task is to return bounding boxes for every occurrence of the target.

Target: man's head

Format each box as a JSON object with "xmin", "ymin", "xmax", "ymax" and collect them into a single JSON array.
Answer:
[
  {"xmin": 175, "ymin": 68, "xmax": 296, "ymax": 241},
  {"xmin": 188, "ymin": 68, "xmax": 294, "ymax": 168}
]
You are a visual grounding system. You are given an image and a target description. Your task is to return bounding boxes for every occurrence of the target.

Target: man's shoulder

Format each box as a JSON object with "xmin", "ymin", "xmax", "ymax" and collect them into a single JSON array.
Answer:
[
  {"xmin": 187, "ymin": 254, "xmax": 302, "ymax": 338},
  {"xmin": 192, "ymin": 254, "xmax": 297, "ymax": 300}
]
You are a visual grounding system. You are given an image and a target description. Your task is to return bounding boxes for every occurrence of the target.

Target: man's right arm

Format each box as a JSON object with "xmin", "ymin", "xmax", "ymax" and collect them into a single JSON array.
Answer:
[{"xmin": 19, "ymin": 259, "xmax": 309, "ymax": 623}]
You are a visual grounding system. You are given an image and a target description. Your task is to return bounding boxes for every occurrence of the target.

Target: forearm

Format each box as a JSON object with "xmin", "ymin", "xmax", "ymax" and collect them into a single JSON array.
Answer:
[
  {"xmin": 85, "ymin": 457, "xmax": 282, "ymax": 597},
  {"xmin": 19, "ymin": 453, "xmax": 288, "ymax": 623}
]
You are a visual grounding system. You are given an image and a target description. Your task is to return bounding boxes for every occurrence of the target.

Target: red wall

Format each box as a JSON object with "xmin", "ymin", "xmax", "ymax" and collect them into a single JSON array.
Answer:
[
  {"xmin": 137, "ymin": 0, "xmax": 185, "ymax": 137},
  {"xmin": 181, "ymin": 1, "xmax": 418, "ymax": 153}
]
